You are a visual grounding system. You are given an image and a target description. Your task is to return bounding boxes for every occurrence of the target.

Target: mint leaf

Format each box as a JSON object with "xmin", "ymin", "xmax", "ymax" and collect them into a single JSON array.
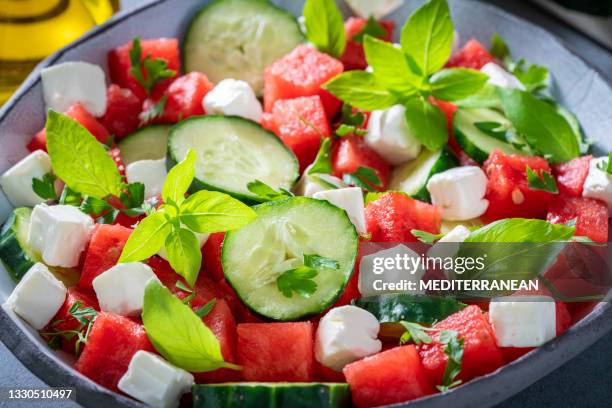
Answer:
[
  {"xmin": 411, "ymin": 229, "xmax": 445, "ymax": 244},
  {"xmin": 246, "ymin": 180, "xmax": 293, "ymax": 202},
  {"xmin": 526, "ymin": 166, "xmax": 558, "ymax": 194},
  {"xmin": 129, "ymin": 37, "xmax": 176, "ymax": 94},
  {"xmin": 497, "ymin": 88, "xmax": 580, "ymax": 164},
  {"xmin": 429, "ymin": 68, "xmax": 488, "ymax": 102},
  {"xmin": 323, "ymin": 71, "xmax": 399, "ymax": 111},
  {"xmin": 308, "ymin": 138, "xmax": 333, "ymax": 175},
  {"xmin": 436, "ymin": 330, "xmax": 464, "ymax": 392},
  {"xmin": 46, "ymin": 110, "xmax": 124, "ymax": 199},
  {"xmin": 302, "ymin": 0, "xmax": 346, "ymax": 58},
  {"xmin": 596, "ymin": 153, "xmax": 612, "ymax": 175},
  {"xmin": 304, "ymin": 254, "xmax": 339, "ymax": 270},
  {"xmin": 119, "ymin": 210, "xmax": 173, "ymax": 263},
  {"xmin": 352, "ymin": 16, "xmax": 387, "ymax": 43},
  {"xmin": 139, "ymin": 95, "xmax": 167, "ymax": 125},
  {"xmin": 343, "ymin": 166, "xmax": 382, "ymax": 192},
  {"xmin": 400, "ymin": 0, "xmax": 454, "ymax": 76},
  {"xmin": 163, "ymin": 149, "xmax": 196, "ymax": 205},
  {"xmin": 32, "ymin": 172, "xmax": 57, "ymax": 200},
  {"xmin": 403, "ymin": 97, "xmax": 448, "ymax": 151},
  {"xmin": 277, "ymin": 266, "xmax": 319, "ymax": 298},
  {"xmin": 165, "ymin": 228, "xmax": 202, "ymax": 287},
  {"xmin": 142, "ymin": 279, "xmax": 240, "ymax": 372},
  {"xmin": 195, "ymin": 298, "xmax": 217, "ymax": 318},
  {"xmin": 490, "ymin": 33, "xmax": 510, "ymax": 60},
  {"xmin": 179, "ymin": 190, "xmax": 257, "ymax": 232},
  {"xmin": 399, "ymin": 321, "xmax": 434, "ymax": 345}
]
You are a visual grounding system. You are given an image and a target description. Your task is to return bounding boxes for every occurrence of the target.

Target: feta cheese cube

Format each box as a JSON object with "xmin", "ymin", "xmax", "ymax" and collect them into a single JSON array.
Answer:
[
  {"xmin": 480, "ymin": 62, "xmax": 525, "ymax": 91},
  {"xmin": 93, "ymin": 262, "xmax": 158, "ymax": 316},
  {"xmin": 118, "ymin": 350, "xmax": 194, "ymax": 408},
  {"xmin": 426, "ymin": 166, "xmax": 489, "ymax": 221},
  {"xmin": 41, "ymin": 61, "xmax": 107, "ymax": 117},
  {"xmin": 313, "ymin": 187, "xmax": 366, "ymax": 234},
  {"xmin": 0, "ymin": 150, "xmax": 58, "ymax": 207},
  {"xmin": 5, "ymin": 263, "xmax": 67, "ymax": 330},
  {"xmin": 345, "ymin": 0, "xmax": 404, "ymax": 19},
  {"xmin": 203, "ymin": 79, "xmax": 263, "ymax": 122},
  {"xmin": 158, "ymin": 231, "xmax": 209, "ymax": 261},
  {"xmin": 126, "ymin": 159, "xmax": 168, "ymax": 200},
  {"xmin": 294, "ymin": 166, "xmax": 347, "ymax": 198},
  {"xmin": 427, "ymin": 225, "xmax": 472, "ymax": 278},
  {"xmin": 489, "ymin": 296, "xmax": 557, "ymax": 347},
  {"xmin": 28, "ymin": 204, "xmax": 94, "ymax": 268},
  {"xmin": 365, "ymin": 105, "xmax": 422, "ymax": 166},
  {"xmin": 315, "ymin": 305, "xmax": 382, "ymax": 371},
  {"xmin": 583, "ymin": 156, "xmax": 612, "ymax": 214}
]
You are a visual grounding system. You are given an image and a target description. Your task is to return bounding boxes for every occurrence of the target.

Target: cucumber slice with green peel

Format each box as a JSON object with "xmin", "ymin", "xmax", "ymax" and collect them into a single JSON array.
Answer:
[
  {"xmin": 390, "ymin": 148, "xmax": 458, "ymax": 202},
  {"xmin": 168, "ymin": 116, "xmax": 299, "ymax": 202},
  {"xmin": 192, "ymin": 383, "xmax": 351, "ymax": 408},
  {"xmin": 0, "ymin": 208, "xmax": 40, "ymax": 281},
  {"xmin": 223, "ymin": 197, "xmax": 359, "ymax": 320},
  {"xmin": 184, "ymin": 0, "xmax": 304, "ymax": 95},
  {"xmin": 117, "ymin": 125, "xmax": 170, "ymax": 165},
  {"xmin": 453, "ymin": 108, "xmax": 524, "ymax": 164}
]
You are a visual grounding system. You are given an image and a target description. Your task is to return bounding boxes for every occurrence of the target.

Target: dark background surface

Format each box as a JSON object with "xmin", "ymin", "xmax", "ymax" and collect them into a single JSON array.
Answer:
[{"xmin": 0, "ymin": 0, "xmax": 611, "ymax": 407}]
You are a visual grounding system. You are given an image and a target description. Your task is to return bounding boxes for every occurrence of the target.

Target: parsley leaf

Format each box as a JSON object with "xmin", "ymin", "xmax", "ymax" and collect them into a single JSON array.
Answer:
[
  {"xmin": 436, "ymin": 330, "xmax": 464, "ymax": 392},
  {"xmin": 80, "ymin": 196, "xmax": 119, "ymax": 224},
  {"xmin": 510, "ymin": 59, "xmax": 549, "ymax": 93},
  {"xmin": 308, "ymin": 138, "xmax": 333, "ymax": 175},
  {"xmin": 139, "ymin": 95, "xmax": 167, "ymax": 125},
  {"xmin": 195, "ymin": 298, "xmax": 217, "ymax": 318},
  {"xmin": 526, "ymin": 166, "xmax": 558, "ymax": 193},
  {"xmin": 399, "ymin": 321, "xmax": 434, "ymax": 345},
  {"xmin": 59, "ymin": 185, "xmax": 82, "ymax": 206},
  {"xmin": 247, "ymin": 180, "xmax": 293, "ymax": 201},
  {"xmin": 411, "ymin": 229, "xmax": 445, "ymax": 244},
  {"xmin": 277, "ymin": 266, "xmax": 319, "ymax": 299},
  {"xmin": 341, "ymin": 104, "xmax": 366, "ymax": 127},
  {"xmin": 352, "ymin": 16, "xmax": 387, "ymax": 43},
  {"xmin": 336, "ymin": 124, "xmax": 367, "ymax": 138},
  {"xmin": 302, "ymin": 0, "xmax": 346, "ymax": 58},
  {"xmin": 32, "ymin": 172, "xmax": 58, "ymax": 200},
  {"xmin": 42, "ymin": 300, "xmax": 98, "ymax": 356},
  {"xmin": 343, "ymin": 166, "xmax": 382, "ymax": 192},
  {"xmin": 596, "ymin": 153, "xmax": 612, "ymax": 175},
  {"xmin": 129, "ymin": 37, "xmax": 176, "ymax": 94}
]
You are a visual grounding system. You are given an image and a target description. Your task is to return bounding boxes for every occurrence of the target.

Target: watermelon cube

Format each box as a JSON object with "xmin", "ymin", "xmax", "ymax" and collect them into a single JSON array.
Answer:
[
  {"xmin": 108, "ymin": 38, "xmax": 180, "ymax": 101},
  {"xmin": 74, "ymin": 312, "xmax": 154, "ymax": 391},
  {"xmin": 264, "ymin": 45, "xmax": 344, "ymax": 118},
  {"xmin": 100, "ymin": 85, "xmax": 142, "ymax": 138},
  {"xmin": 237, "ymin": 322, "xmax": 314, "ymax": 382},
  {"xmin": 79, "ymin": 224, "xmax": 133, "ymax": 290},
  {"xmin": 446, "ymin": 39, "xmax": 496, "ymax": 69},
  {"xmin": 553, "ymin": 155, "xmax": 592, "ymax": 197},
  {"xmin": 365, "ymin": 192, "xmax": 441, "ymax": 243},
  {"xmin": 268, "ymin": 96, "xmax": 330, "ymax": 172},
  {"xmin": 483, "ymin": 150, "xmax": 554, "ymax": 220},
  {"xmin": 547, "ymin": 195, "xmax": 609, "ymax": 243},
  {"xmin": 344, "ymin": 345, "xmax": 434, "ymax": 408},
  {"xmin": 333, "ymin": 136, "xmax": 391, "ymax": 191},
  {"xmin": 341, "ymin": 17, "xmax": 394, "ymax": 70},
  {"xmin": 202, "ymin": 232, "xmax": 225, "ymax": 282},
  {"xmin": 418, "ymin": 305, "xmax": 504, "ymax": 385}
]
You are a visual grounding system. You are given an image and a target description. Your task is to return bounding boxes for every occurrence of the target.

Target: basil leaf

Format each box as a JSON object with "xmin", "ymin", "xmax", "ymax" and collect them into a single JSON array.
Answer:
[
  {"xmin": 400, "ymin": 0, "xmax": 454, "ymax": 76},
  {"xmin": 246, "ymin": 180, "xmax": 293, "ymax": 202},
  {"xmin": 179, "ymin": 190, "xmax": 257, "ymax": 233},
  {"xmin": 165, "ymin": 228, "xmax": 202, "ymax": 287},
  {"xmin": 489, "ymin": 33, "xmax": 510, "ymax": 60},
  {"xmin": 453, "ymin": 83, "xmax": 501, "ymax": 109},
  {"xmin": 412, "ymin": 229, "xmax": 445, "ymax": 244},
  {"xmin": 308, "ymin": 138, "xmax": 333, "ymax": 175},
  {"xmin": 46, "ymin": 110, "xmax": 124, "ymax": 199},
  {"xmin": 163, "ymin": 149, "xmax": 196, "ymax": 205},
  {"xmin": 511, "ymin": 60, "xmax": 549, "ymax": 93},
  {"xmin": 498, "ymin": 88, "xmax": 580, "ymax": 164},
  {"xmin": 302, "ymin": 0, "xmax": 346, "ymax": 58},
  {"xmin": 142, "ymin": 279, "xmax": 240, "ymax": 372},
  {"xmin": 352, "ymin": 16, "xmax": 387, "ymax": 43},
  {"xmin": 465, "ymin": 218, "xmax": 575, "ymax": 243},
  {"xmin": 526, "ymin": 167, "xmax": 558, "ymax": 194},
  {"xmin": 119, "ymin": 210, "xmax": 173, "ymax": 263},
  {"xmin": 323, "ymin": 71, "xmax": 399, "ymax": 111},
  {"xmin": 343, "ymin": 166, "xmax": 382, "ymax": 192},
  {"xmin": 429, "ymin": 68, "xmax": 488, "ymax": 101},
  {"xmin": 277, "ymin": 266, "xmax": 319, "ymax": 299},
  {"xmin": 363, "ymin": 35, "xmax": 421, "ymax": 95},
  {"xmin": 32, "ymin": 172, "xmax": 58, "ymax": 200},
  {"xmin": 403, "ymin": 98, "xmax": 448, "ymax": 151},
  {"xmin": 303, "ymin": 254, "xmax": 339, "ymax": 270}
]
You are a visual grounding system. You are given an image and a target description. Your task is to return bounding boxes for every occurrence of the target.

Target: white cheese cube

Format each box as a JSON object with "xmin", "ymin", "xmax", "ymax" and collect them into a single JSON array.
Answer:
[
  {"xmin": 126, "ymin": 159, "xmax": 168, "ymax": 200},
  {"xmin": 5, "ymin": 263, "xmax": 67, "ymax": 330},
  {"xmin": 294, "ymin": 167, "xmax": 347, "ymax": 198},
  {"xmin": 480, "ymin": 62, "xmax": 525, "ymax": 91},
  {"xmin": 158, "ymin": 231, "xmax": 209, "ymax": 261},
  {"xmin": 489, "ymin": 296, "xmax": 557, "ymax": 347},
  {"xmin": 345, "ymin": 0, "xmax": 404, "ymax": 19},
  {"xmin": 426, "ymin": 166, "xmax": 489, "ymax": 221},
  {"xmin": 203, "ymin": 79, "xmax": 263, "ymax": 122},
  {"xmin": 365, "ymin": 105, "xmax": 422, "ymax": 166},
  {"xmin": 28, "ymin": 204, "xmax": 94, "ymax": 268},
  {"xmin": 315, "ymin": 305, "xmax": 382, "ymax": 371},
  {"xmin": 313, "ymin": 187, "xmax": 366, "ymax": 234},
  {"xmin": 41, "ymin": 61, "xmax": 107, "ymax": 117},
  {"xmin": 93, "ymin": 262, "xmax": 158, "ymax": 316},
  {"xmin": 118, "ymin": 350, "xmax": 194, "ymax": 408},
  {"xmin": 0, "ymin": 150, "xmax": 58, "ymax": 207},
  {"xmin": 583, "ymin": 156, "xmax": 612, "ymax": 214},
  {"xmin": 427, "ymin": 225, "xmax": 472, "ymax": 278}
]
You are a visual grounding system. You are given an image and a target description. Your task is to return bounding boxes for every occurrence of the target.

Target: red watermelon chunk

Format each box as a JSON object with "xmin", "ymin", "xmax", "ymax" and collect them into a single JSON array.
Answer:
[
  {"xmin": 341, "ymin": 17, "xmax": 394, "ymax": 70},
  {"xmin": 269, "ymin": 96, "xmax": 330, "ymax": 172},
  {"xmin": 446, "ymin": 39, "xmax": 495, "ymax": 69},
  {"xmin": 237, "ymin": 322, "xmax": 314, "ymax": 382},
  {"xmin": 546, "ymin": 195, "xmax": 609, "ymax": 243},
  {"xmin": 332, "ymin": 136, "xmax": 391, "ymax": 191},
  {"xmin": 365, "ymin": 192, "xmax": 441, "ymax": 243},
  {"xmin": 74, "ymin": 312, "xmax": 154, "ymax": 391},
  {"xmin": 418, "ymin": 305, "xmax": 504, "ymax": 385},
  {"xmin": 264, "ymin": 45, "xmax": 344, "ymax": 118},
  {"xmin": 202, "ymin": 232, "xmax": 225, "ymax": 282},
  {"xmin": 79, "ymin": 224, "xmax": 133, "ymax": 290},
  {"xmin": 108, "ymin": 38, "xmax": 180, "ymax": 101},
  {"xmin": 553, "ymin": 155, "xmax": 592, "ymax": 197},
  {"xmin": 100, "ymin": 85, "xmax": 142, "ymax": 138},
  {"xmin": 344, "ymin": 345, "xmax": 435, "ymax": 408},
  {"xmin": 483, "ymin": 149, "xmax": 554, "ymax": 220}
]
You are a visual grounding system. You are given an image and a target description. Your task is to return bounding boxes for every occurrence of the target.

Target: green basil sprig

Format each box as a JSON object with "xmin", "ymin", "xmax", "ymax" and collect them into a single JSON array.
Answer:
[{"xmin": 302, "ymin": 0, "xmax": 346, "ymax": 58}]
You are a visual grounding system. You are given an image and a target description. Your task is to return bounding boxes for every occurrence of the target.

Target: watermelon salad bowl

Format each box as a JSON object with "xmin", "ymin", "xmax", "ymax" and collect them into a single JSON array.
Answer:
[{"xmin": 0, "ymin": 0, "xmax": 611, "ymax": 407}]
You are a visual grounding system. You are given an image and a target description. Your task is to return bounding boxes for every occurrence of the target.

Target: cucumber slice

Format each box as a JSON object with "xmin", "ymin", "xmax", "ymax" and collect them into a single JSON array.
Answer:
[
  {"xmin": 184, "ymin": 0, "xmax": 304, "ymax": 95},
  {"xmin": 168, "ymin": 116, "xmax": 299, "ymax": 202},
  {"xmin": 0, "ymin": 208, "xmax": 39, "ymax": 281},
  {"xmin": 193, "ymin": 383, "xmax": 351, "ymax": 408},
  {"xmin": 390, "ymin": 148, "xmax": 458, "ymax": 202},
  {"xmin": 223, "ymin": 197, "xmax": 359, "ymax": 320},
  {"xmin": 453, "ymin": 108, "xmax": 524, "ymax": 164},
  {"xmin": 117, "ymin": 125, "xmax": 170, "ymax": 166}
]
